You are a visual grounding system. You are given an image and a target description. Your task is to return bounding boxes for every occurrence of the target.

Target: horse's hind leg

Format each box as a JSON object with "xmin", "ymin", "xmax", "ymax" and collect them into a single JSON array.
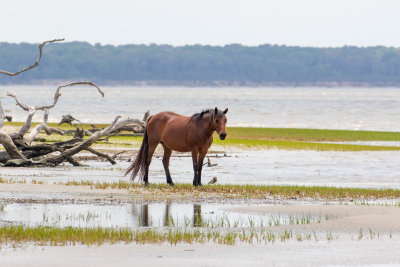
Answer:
[
  {"xmin": 161, "ymin": 144, "xmax": 174, "ymax": 186},
  {"xmin": 191, "ymin": 150, "xmax": 199, "ymax": 186},
  {"xmin": 144, "ymin": 141, "xmax": 158, "ymax": 185}
]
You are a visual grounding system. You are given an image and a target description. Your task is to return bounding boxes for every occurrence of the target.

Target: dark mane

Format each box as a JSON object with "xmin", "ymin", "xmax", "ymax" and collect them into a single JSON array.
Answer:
[{"xmin": 190, "ymin": 109, "xmax": 214, "ymax": 123}]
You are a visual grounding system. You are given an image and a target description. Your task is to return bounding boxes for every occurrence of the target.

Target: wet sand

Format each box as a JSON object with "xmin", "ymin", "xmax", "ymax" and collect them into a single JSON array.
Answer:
[
  {"xmin": 1, "ymin": 183, "xmax": 400, "ymax": 266},
  {"xmin": 1, "ymin": 239, "xmax": 400, "ymax": 267},
  {"xmin": 230, "ymin": 204, "xmax": 400, "ymax": 232}
]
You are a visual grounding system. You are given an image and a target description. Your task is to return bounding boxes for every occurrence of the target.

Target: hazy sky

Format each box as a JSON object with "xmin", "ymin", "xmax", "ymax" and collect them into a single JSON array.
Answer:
[{"xmin": 1, "ymin": 0, "xmax": 400, "ymax": 47}]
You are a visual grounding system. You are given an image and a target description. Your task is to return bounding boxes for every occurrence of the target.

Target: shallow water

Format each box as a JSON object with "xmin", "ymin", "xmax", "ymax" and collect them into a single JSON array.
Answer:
[
  {"xmin": 0, "ymin": 202, "xmax": 327, "ymax": 228},
  {"xmin": 2, "ymin": 86, "xmax": 400, "ymax": 131},
  {"xmin": 318, "ymin": 141, "xmax": 400, "ymax": 147},
  {"xmin": 1, "ymin": 150, "xmax": 399, "ymax": 188}
]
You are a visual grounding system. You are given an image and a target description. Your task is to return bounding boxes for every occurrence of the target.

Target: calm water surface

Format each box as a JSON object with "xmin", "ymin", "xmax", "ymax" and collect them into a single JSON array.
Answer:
[{"xmin": 2, "ymin": 86, "xmax": 400, "ymax": 131}]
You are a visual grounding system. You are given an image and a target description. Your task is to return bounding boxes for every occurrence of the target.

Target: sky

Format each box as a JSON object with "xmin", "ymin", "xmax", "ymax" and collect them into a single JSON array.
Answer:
[{"xmin": 1, "ymin": 0, "xmax": 400, "ymax": 47}]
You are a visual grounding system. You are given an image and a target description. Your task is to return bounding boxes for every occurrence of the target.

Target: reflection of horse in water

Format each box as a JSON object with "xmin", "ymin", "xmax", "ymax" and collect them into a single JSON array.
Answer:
[
  {"xmin": 126, "ymin": 107, "xmax": 228, "ymax": 186},
  {"xmin": 132, "ymin": 203, "xmax": 203, "ymax": 227}
]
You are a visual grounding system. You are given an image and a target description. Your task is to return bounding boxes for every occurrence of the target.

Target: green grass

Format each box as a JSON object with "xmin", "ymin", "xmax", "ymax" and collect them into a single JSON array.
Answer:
[
  {"xmin": 61, "ymin": 180, "xmax": 400, "ymax": 200},
  {"xmin": 4, "ymin": 122, "xmax": 400, "ymax": 151},
  {"xmin": 213, "ymin": 138, "xmax": 400, "ymax": 151},
  {"xmin": 225, "ymin": 127, "xmax": 400, "ymax": 142},
  {"xmin": 36, "ymin": 131, "xmax": 400, "ymax": 152},
  {"xmin": 0, "ymin": 225, "xmax": 389, "ymax": 246},
  {"xmin": 0, "ymin": 225, "xmax": 282, "ymax": 246},
  {"xmin": 5, "ymin": 122, "xmax": 400, "ymax": 141}
]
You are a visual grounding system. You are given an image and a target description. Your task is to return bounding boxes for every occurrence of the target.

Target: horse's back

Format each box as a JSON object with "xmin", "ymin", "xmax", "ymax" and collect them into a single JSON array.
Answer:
[{"xmin": 147, "ymin": 111, "xmax": 194, "ymax": 152}]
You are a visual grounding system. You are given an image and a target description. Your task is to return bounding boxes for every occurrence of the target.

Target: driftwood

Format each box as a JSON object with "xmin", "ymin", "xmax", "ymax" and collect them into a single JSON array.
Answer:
[
  {"xmin": 59, "ymin": 114, "xmax": 79, "ymax": 126},
  {"xmin": 1, "ymin": 117, "xmax": 143, "ymax": 166},
  {"xmin": 3, "ymin": 82, "xmax": 103, "ymax": 148},
  {"xmin": 0, "ymin": 39, "xmax": 64, "ymax": 76},
  {"xmin": 0, "ymin": 81, "xmax": 105, "ymax": 165},
  {"xmin": 0, "ymin": 38, "xmax": 148, "ymax": 168},
  {"xmin": 4, "ymin": 116, "xmax": 12, "ymax": 122}
]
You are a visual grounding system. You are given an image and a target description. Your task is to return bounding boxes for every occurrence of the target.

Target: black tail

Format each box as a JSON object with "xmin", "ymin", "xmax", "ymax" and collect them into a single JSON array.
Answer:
[{"xmin": 125, "ymin": 116, "xmax": 152, "ymax": 181}]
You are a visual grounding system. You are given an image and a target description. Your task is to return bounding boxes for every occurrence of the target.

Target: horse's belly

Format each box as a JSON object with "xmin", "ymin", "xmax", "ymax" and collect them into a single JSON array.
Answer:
[
  {"xmin": 161, "ymin": 137, "xmax": 192, "ymax": 152},
  {"xmin": 160, "ymin": 125, "xmax": 193, "ymax": 152}
]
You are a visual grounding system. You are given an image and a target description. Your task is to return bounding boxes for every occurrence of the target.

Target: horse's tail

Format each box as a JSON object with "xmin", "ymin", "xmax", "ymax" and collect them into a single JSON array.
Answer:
[{"xmin": 125, "ymin": 116, "xmax": 152, "ymax": 181}]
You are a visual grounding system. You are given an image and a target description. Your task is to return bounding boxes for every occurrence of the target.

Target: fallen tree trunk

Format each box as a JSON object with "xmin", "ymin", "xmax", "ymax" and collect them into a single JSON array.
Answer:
[{"xmin": 3, "ymin": 117, "xmax": 143, "ymax": 167}]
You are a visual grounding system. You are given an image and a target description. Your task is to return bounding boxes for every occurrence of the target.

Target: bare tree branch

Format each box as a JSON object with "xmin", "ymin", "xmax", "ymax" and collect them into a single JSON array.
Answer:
[
  {"xmin": 0, "ymin": 100, "xmax": 4, "ymax": 129},
  {"xmin": 0, "ymin": 39, "xmax": 65, "ymax": 76},
  {"xmin": 85, "ymin": 147, "xmax": 116, "ymax": 165},
  {"xmin": 26, "ymin": 109, "xmax": 64, "ymax": 145},
  {"xmin": 66, "ymin": 157, "xmax": 81, "ymax": 166},
  {"xmin": 36, "ymin": 81, "xmax": 104, "ymax": 110},
  {"xmin": 39, "ymin": 116, "xmax": 138, "ymax": 166},
  {"xmin": 142, "ymin": 110, "xmax": 150, "ymax": 122},
  {"xmin": 0, "ymin": 100, "xmax": 27, "ymax": 159},
  {"xmin": 5, "ymin": 91, "xmax": 30, "ymax": 111},
  {"xmin": 7, "ymin": 81, "xmax": 104, "ymax": 112},
  {"xmin": 18, "ymin": 107, "xmax": 36, "ymax": 136},
  {"xmin": 0, "ymin": 130, "xmax": 27, "ymax": 160}
]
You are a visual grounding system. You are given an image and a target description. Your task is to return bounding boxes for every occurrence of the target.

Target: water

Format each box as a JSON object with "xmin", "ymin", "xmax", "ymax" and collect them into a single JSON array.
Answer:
[
  {"xmin": 0, "ymin": 202, "xmax": 327, "ymax": 228},
  {"xmin": 1, "ymin": 149, "xmax": 399, "ymax": 188},
  {"xmin": 1, "ymin": 86, "xmax": 400, "ymax": 131}
]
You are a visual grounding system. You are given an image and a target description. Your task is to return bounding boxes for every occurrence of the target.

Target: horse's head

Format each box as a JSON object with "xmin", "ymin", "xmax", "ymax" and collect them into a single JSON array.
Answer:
[{"xmin": 212, "ymin": 107, "xmax": 228, "ymax": 140}]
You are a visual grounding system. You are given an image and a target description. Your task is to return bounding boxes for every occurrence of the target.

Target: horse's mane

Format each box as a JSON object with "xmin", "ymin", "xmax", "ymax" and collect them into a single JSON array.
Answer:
[{"xmin": 190, "ymin": 109, "xmax": 215, "ymax": 123}]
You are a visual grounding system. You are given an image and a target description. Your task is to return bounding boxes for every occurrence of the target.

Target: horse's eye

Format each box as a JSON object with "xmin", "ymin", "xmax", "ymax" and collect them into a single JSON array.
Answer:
[{"xmin": 216, "ymin": 119, "xmax": 219, "ymax": 123}]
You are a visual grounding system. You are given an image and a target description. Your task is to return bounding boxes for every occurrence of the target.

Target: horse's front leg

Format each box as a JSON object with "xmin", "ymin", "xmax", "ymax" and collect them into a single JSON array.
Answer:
[
  {"xmin": 197, "ymin": 151, "xmax": 207, "ymax": 186},
  {"xmin": 191, "ymin": 150, "xmax": 199, "ymax": 186}
]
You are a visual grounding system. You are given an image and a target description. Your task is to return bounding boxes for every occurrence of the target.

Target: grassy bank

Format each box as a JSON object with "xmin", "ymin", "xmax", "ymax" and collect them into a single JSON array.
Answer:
[
  {"xmin": 2, "ymin": 177, "xmax": 399, "ymax": 200},
  {"xmin": 5, "ymin": 122, "xmax": 400, "ymax": 141},
  {"xmin": 60, "ymin": 181, "xmax": 400, "ymax": 200},
  {"xmin": 226, "ymin": 127, "xmax": 400, "ymax": 142},
  {"xmin": 4, "ymin": 122, "xmax": 400, "ymax": 151}
]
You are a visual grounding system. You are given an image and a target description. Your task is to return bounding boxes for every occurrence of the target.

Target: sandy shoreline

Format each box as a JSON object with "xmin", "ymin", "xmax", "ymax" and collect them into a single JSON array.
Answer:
[
  {"xmin": 1, "ymin": 183, "xmax": 400, "ymax": 231},
  {"xmin": 1, "ymin": 183, "xmax": 400, "ymax": 266},
  {"xmin": 1, "ymin": 239, "xmax": 400, "ymax": 267}
]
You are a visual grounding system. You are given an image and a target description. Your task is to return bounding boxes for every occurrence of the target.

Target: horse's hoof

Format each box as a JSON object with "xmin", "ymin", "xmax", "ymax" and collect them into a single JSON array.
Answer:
[
  {"xmin": 168, "ymin": 182, "xmax": 175, "ymax": 186},
  {"xmin": 144, "ymin": 182, "xmax": 150, "ymax": 187}
]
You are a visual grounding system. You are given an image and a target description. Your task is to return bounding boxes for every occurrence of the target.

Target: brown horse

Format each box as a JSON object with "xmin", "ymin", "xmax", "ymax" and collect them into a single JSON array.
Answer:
[{"xmin": 125, "ymin": 107, "xmax": 228, "ymax": 186}]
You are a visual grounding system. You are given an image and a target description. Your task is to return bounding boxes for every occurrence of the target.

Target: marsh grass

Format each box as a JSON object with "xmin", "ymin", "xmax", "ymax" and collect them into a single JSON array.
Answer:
[
  {"xmin": 61, "ymin": 180, "xmax": 400, "ymax": 200},
  {"xmin": 5, "ymin": 122, "xmax": 398, "ymax": 142},
  {"xmin": 5, "ymin": 122, "xmax": 400, "ymax": 151},
  {"xmin": 225, "ymin": 127, "xmax": 400, "ymax": 142},
  {"xmin": 165, "ymin": 212, "xmax": 327, "ymax": 229},
  {"xmin": 213, "ymin": 138, "xmax": 400, "ymax": 151},
  {"xmin": 39, "ymin": 134, "xmax": 400, "ymax": 151},
  {"xmin": 0, "ymin": 226, "xmax": 345, "ymax": 246},
  {"xmin": 1, "ymin": 176, "xmax": 399, "ymax": 200}
]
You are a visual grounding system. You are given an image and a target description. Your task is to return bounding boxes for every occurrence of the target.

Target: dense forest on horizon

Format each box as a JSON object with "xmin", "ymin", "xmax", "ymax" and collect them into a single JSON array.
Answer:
[{"xmin": 1, "ymin": 42, "xmax": 400, "ymax": 86}]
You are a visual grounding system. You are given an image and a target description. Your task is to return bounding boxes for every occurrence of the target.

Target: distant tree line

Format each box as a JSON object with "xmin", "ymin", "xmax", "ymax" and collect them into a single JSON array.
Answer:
[{"xmin": 1, "ymin": 42, "xmax": 400, "ymax": 85}]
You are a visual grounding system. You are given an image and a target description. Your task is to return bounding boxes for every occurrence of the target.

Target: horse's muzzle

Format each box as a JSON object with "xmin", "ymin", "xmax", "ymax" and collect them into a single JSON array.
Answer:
[{"xmin": 219, "ymin": 133, "xmax": 227, "ymax": 140}]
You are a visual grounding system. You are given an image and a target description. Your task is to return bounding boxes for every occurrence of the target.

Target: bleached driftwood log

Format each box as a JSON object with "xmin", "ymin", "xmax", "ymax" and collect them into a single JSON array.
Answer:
[
  {"xmin": 0, "ymin": 38, "xmax": 149, "ymax": 167},
  {"xmin": 0, "ymin": 81, "xmax": 105, "ymax": 164},
  {"xmin": 3, "ymin": 117, "xmax": 144, "ymax": 166},
  {"xmin": 0, "ymin": 99, "xmax": 27, "ymax": 160}
]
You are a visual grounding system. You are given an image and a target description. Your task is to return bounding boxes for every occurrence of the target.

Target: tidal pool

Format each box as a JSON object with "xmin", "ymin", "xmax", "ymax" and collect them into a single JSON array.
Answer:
[{"xmin": 0, "ymin": 202, "xmax": 329, "ymax": 228}]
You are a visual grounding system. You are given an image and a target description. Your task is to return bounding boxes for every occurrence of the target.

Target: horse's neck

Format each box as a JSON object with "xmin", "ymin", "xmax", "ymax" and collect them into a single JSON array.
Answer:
[{"xmin": 197, "ymin": 115, "xmax": 214, "ymax": 137}]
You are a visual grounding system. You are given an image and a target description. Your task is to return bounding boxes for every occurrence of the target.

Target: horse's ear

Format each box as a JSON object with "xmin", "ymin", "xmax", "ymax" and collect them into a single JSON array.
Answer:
[
  {"xmin": 223, "ymin": 108, "xmax": 228, "ymax": 114},
  {"xmin": 214, "ymin": 107, "xmax": 218, "ymax": 114}
]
